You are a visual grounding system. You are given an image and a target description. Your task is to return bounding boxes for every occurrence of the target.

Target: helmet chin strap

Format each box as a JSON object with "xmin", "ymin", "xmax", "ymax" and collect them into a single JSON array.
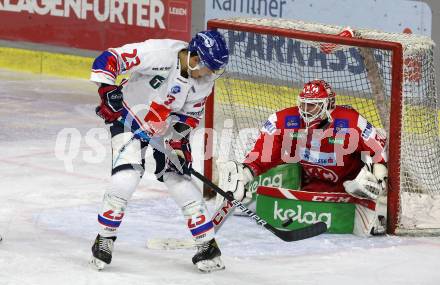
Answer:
[{"xmin": 187, "ymin": 51, "xmax": 203, "ymax": 78}]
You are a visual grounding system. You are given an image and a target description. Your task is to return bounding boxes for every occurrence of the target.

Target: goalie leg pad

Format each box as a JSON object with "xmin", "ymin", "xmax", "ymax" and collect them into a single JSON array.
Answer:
[
  {"xmin": 353, "ymin": 204, "xmax": 377, "ymax": 237},
  {"xmin": 353, "ymin": 195, "xmax": 387, "ymax": 237}
]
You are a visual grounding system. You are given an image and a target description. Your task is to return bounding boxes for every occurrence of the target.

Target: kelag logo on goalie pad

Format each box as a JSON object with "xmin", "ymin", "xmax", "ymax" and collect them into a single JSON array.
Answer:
[
  {"xmin": 256, "ymin": 195, "xmax": 355, "ymax": 233},
  {"xmin": 273, "ymin": 201, "xmax": 332, "ymax": 229},
  {"xmin": 247, "ymin": 164, "xmax": 301, "ymax": 197}
]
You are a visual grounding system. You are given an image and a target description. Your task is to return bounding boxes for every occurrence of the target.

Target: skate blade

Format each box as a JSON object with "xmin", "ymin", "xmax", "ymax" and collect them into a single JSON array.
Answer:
[
  {"xmin": 89, "ymin": 257, "xmax": 106, "ymax": 271},
  {"xmin": 195, "ymin": 256, "xmax": 225, "ymax": 273}
]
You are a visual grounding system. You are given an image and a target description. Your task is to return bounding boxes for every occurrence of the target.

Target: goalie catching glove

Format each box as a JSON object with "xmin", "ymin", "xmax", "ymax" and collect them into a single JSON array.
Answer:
[
  {"xmin": 343, "ymin": 163, "xmax": 388, "ymax": 201},
  {"xmin": 217, "ymin": 161, "xmax": 254, "ymax": 204}
]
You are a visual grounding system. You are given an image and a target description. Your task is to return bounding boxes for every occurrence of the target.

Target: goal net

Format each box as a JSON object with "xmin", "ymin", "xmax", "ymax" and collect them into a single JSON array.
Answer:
[{"xmin": 204, "ymin": 18, "xmax": 440, "ymax": 235}]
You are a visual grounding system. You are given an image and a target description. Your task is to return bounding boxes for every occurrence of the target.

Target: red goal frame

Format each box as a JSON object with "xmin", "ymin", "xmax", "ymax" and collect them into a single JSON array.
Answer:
[{"xmin": 204, "ymin": 19, "xmax": 403, "ymax": 234}]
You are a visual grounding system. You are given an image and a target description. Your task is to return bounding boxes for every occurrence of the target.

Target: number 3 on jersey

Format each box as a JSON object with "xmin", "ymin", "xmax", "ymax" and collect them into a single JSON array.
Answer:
[
  {"xmin": 164, "ymin": 94, "xmax": 176, "ymax": 106},
  {"xmin": 121, "ymin": 49, "xmax": 141, "ymax": 70}
]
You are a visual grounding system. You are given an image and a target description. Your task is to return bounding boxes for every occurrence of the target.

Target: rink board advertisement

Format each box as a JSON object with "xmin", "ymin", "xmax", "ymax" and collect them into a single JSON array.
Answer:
[
  {"xmin": 222, "ymin": 30, "xmax": 393, "ymax": 93},
  {"xmin": 256, "ymin": 187, "xmax": 355, "ymax": 233},
  {"xmin": 0, "ymin": 0, "xmax": 192, "ymax": 51},
  {"xmin": 205, "ymin": 0, "xmax": 432, "ymax": 36}
]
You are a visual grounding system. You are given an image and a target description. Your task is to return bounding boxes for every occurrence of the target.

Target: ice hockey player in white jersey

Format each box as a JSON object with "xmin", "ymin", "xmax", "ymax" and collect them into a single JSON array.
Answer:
[{"xmin": 88, "ymin": 30, "xmax": 229, "ymax": 272}]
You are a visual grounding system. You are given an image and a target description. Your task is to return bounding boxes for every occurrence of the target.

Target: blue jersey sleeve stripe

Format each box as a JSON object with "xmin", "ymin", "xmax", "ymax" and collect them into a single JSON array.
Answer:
[{"xmin": 92, "ymin": 51, "xmax": 118, "ymax": 78}]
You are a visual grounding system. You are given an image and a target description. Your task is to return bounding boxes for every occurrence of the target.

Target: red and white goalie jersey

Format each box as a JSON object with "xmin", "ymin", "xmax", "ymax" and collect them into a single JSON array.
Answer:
[
  {"xmin": 244, "ymin": 105, "xmax": 387, "ymax": 193},
  {"xmin": 90, "ymin": 39, "xmax": 216, "ymax": 131}
]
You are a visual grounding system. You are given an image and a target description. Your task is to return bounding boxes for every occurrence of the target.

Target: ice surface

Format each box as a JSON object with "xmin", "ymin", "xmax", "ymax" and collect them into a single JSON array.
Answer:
[{"xmin": 0, "ymin": 69, "xmax": 439, "ymax": 285}]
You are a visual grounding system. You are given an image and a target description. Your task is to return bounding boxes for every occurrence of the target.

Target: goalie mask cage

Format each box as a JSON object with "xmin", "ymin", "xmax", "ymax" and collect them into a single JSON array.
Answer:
[{"xmin": 204, "ymin": 18, "xmax": 440, "ymax": 235}]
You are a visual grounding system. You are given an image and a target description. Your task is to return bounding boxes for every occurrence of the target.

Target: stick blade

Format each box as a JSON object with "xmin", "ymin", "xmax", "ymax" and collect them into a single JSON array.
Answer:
[{"xmin": 274, "ymin": 222, "xmax": 327, "ymax": 242}]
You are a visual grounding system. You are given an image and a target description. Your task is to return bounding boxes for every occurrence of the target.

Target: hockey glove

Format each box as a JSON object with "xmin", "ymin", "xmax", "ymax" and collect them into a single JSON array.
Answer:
[
  {"xmin": 217, "ymin": 161, "xmax": 254, "ymax": 205},
  {"xmin": 166, "ymin": 138, "xmax": 192, "ymax": 178},
  {"xmin": 96, "ymin": 84, "xmax": 124, "ymax": 124},
  {"xmin": 144, "ymin": 101, "xmax": 172, "ymax": 137},
  {"xmin": 343, "ymin": 163, "xmax": 388, "ymax": 201},
  {"xmin": 372, "ymin": 163, "xmax": 388, "ymax": 192}
]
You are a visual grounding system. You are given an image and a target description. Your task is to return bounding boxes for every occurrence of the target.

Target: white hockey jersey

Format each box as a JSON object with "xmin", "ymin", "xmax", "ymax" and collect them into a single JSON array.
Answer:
[{"xmin": 90, "ymin": 39, "xmax": 215, "ymax": 132}]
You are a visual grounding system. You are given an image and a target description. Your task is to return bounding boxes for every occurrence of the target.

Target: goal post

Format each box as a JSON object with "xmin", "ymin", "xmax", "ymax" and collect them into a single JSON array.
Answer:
[{"xmin": 204, "ymin": 18, "xmax": 440, "ymax": 235}]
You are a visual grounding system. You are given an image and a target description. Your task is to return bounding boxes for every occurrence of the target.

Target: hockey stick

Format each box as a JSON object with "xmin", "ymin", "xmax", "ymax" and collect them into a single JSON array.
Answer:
[
  {"xmin": 190, "ymin": 168, "xmax": 327, "ymax": 242},
  {"xmin": 115, "ymin": 120, "xmax": 327, "ymax": 242},
  {"xmin": 146, "ymin": 199, "xmax": 235, "ymax": 249}
]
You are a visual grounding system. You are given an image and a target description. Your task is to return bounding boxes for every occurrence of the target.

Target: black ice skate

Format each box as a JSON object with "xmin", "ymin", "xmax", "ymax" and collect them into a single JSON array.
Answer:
[
  {"xmin": 192, "ymin": 238, "xmax": 225, "ymax": 272},
  {"xmin": 89, "ymin": 234, "xmax": 116, "ymax": 270}
]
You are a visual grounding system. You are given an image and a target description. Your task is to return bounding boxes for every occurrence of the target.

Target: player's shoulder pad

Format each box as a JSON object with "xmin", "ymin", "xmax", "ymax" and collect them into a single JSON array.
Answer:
[
  {"xmin": 262, "ymin": 113, "xmax": 278, "ymax": 135},
  {"xmin": 139, "ymin": 39, "xmax": 185, "ymax": 68},
  {"xmin": 261, "ymin": 106, "xmax": 300, "ymax": 134},
  {"xmin": 277, "ymin": 106, "xmax": 302, "ymax": 129},
  {"xmin": 332, "ymin": 105, "xmax": 360, "ymax": 118},
  {"xmin": 276, "ymin": 106, "xmax": 300, "ymax": 117},
  {"xmin": 330, "ymin": 105, "xmax": 362, "ymax": 128}
]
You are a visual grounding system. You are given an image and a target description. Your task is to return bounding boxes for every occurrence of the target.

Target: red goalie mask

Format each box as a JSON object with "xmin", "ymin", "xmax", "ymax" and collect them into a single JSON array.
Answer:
[{"xmin": 298, "ymin": 80, "xmax": 336, "ymax": 127}]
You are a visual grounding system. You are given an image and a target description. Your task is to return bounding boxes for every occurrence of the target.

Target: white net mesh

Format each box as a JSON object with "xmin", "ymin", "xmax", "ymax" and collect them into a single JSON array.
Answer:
[{"xmin": 210, "ymin": 17, "xmax": 440, "ymax": 234}]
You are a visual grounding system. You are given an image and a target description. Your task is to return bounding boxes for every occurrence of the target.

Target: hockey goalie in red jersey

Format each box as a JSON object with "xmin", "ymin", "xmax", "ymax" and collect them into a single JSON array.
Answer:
[{"xmin": 218, "ymin": 79, "xmax": 388, "ymax": 236}]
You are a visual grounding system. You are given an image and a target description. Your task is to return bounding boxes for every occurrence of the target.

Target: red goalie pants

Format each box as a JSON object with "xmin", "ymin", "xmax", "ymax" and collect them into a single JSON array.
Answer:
[{"xmin": 301, "ymin": 179, "xmax": 346, "ymax": 193}]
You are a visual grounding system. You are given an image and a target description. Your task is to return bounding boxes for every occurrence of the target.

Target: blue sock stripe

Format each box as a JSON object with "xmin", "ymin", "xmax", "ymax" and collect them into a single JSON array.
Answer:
[
  {"xmin": 190, "ymin": 221, "xmax": 214, "ymax": 236},
  {"xmin": 98, "ymin": 215, "xmax": 122, "ymax": 228}
]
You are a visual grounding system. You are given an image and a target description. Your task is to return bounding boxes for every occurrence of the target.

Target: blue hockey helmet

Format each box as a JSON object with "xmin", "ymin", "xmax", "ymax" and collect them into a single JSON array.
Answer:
[{"xmin": 188, "ymin": 30, "xmax": 229, "ymax": 73}]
